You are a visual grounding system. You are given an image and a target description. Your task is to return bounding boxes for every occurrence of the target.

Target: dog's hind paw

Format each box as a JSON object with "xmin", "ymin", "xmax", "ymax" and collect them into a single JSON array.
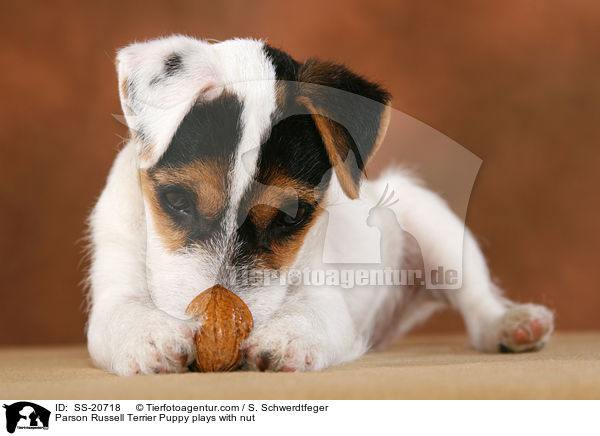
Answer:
[{"xmin": 497, "ymin": 303, "xmax": 554, "ymax": 353}]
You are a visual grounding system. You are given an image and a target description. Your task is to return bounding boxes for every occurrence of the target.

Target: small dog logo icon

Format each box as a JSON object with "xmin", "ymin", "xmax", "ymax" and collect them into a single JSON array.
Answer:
[{"xmin": 3, "ymin": 402, "xmax": 50, "ymax": 433}]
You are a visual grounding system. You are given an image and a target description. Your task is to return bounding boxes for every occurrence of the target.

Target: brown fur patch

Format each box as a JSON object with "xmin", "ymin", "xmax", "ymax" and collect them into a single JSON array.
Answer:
[
  {"xmin": 150, "ymin": 160, "xmax": 227, "ymax": 219},
  {"xmin": 139, "ymin": 159, "xmax": 229, "ymax": 252},
  {"xmin": 248, "ymin": 172, "xmax": 318, "ymax": 230},
  {"xmin": 274, "ymin": 81, "xmax": 285, "ymax": 108},
  {"xmin": 297, "ymin": 59, "xmax": 341, "ymax": 89},
  {"xmin": 297, "ymin": 96, "xmax": 360, "ymax": 199},
  {"xmin": 261, "ymin": 206, "xmax": 323, "ymax": 269},
  {"xmin": 244, "ymin": 171, "xmax": 324, "ymax": 269},
  {"xmin": 139, "ymin": 170, "xmax": 188, "ymax": 252},
  {"xmin": 119, "ymin": 76, "xmax": 129, "ymax": 100},
  {"xmin": 295, "ymin": 59, "xmax": 390, "ymax": 199},
  {"xmin": 136, "ymin": 139, "xmax": 154, "ymax": 165}
]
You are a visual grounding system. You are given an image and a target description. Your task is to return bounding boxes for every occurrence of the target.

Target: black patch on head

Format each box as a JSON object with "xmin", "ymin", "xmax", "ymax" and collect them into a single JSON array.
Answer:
[
  {"xmin": 150, "ymin": 53, "xmax": 184, "ymax": 85},
  {"xmin": 164, "ymin": 53, "xmax": 183, "ymax": 76},
  {"xmin": 261, "ymin": 46, "xmax": 390, "ymax": 191},
  {"xmin": 263, "ymin": 44, "xmax": 299, "ymax": 81},
  {"xmin": 233, "ymin": 113, "xmax": 331, "ymax": 258},
  {"xmin": 261, "ymin": 45, "xmax": 330, "ymax": 188},
  {"xmin": 257, "ymin": 115, "xmax": 332, "ymax": 189},
  {"xmin": 155, "ymin": 92, "xmax": 244, "ymax": 168}
]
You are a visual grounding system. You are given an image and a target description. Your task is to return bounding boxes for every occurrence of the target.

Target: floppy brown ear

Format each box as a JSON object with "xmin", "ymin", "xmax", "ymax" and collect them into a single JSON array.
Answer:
[{"xmin": 297, "ymin": 60, "xmax": 391, "ymax": 199}]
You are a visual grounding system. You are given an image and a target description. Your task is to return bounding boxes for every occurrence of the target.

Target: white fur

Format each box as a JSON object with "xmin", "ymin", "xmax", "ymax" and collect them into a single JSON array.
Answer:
[
  {"xmin": 117, "ymin": 35, "xmax": 219, "ymax": 168},
  {"xmin": 87, "ymin": 36, "xmax": 553, "ymax": 375}
]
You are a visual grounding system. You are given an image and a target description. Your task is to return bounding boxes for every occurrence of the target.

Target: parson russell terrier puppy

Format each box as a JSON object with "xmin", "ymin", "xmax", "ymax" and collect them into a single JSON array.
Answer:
[{"xmin": 86, "ymin": 36, "xmax": 554, "ymax": 375}]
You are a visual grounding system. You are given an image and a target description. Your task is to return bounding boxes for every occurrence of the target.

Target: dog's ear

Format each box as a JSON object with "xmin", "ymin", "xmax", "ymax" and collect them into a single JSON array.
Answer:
[
  {"xmin": 296, "ymin": 60, "xmax": 391, "ymax": 199},
  {"xmin": 115, "ymin": 36, "xmax": 220, "ymax": 168}
]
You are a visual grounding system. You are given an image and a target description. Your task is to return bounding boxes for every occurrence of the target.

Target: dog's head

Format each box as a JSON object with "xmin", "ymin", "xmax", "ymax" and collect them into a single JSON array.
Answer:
[{"xmin": 116, "ymin": 36, "xmax": 390, "ymax": 321}]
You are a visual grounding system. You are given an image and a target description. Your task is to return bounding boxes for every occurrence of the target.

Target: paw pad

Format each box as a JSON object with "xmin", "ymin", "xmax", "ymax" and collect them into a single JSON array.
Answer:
[{"xmin": 499, "ymin": 304, "xmax": 554, "ymax": 353}]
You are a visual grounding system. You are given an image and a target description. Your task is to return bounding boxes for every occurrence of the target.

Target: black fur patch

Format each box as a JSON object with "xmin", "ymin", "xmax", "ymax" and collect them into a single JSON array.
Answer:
[
  {"xmin": 164, "ymin": 53, "xmax": 183, "ymax": 76},
  {"xmin": 155, "ymin": 92, "xmax": 244, "ymax": 168},
  {"xmin": 258, "ymin": 45, "xmax": 390, "ymax": 196},
  {"xmin": 256, "ymin": 114, "xmax": 332, "ymax": 190},
  {"xmin": 150, "ymin": 53, "xmax": 184, "ymax": 85},
  {"xmin": 263, "ymin": 44, "xmax": 299, "ymax": 81},
  {"xmin": 260, "ymin": 45, "xmax": 390, "ymax": 187},
  {"xmin": 260, "ymin": 45, "xmax": 331, "ymax": 189}
]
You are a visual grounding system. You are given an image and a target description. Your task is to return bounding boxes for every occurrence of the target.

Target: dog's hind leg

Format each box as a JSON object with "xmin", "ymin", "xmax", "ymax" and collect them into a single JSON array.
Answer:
[
  {"xmin": 372, "ymin": 171, "xmax": 554, "ymax": 353},
  {"xmin": 443, "ymin": 230, "xmax": 554, "ymax": 353}
]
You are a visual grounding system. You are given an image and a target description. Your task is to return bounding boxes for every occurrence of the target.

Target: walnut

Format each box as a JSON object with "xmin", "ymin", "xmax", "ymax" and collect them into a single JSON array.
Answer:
[{"xmin": 185, "ymin": 285, "xmax": 253, "ymax": 372}]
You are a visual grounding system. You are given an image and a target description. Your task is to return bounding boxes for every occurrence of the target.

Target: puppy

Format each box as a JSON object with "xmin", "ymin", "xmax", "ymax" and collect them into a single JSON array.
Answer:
[{"xmin": 86, "ymin": 36, "xmax": 554, "ymax": 375}]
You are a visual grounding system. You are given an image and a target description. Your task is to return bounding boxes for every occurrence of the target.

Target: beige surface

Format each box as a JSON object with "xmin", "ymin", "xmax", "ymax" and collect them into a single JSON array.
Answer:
[{"xmin": 1, "ymin": 333, "xmax": 599, "ymax": 400}]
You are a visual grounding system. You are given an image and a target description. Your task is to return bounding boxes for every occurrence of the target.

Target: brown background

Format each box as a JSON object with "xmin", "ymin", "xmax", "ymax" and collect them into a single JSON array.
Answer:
[{"xmin": 1, "ymin": 0, "xmax": 598, "ymax": 345}]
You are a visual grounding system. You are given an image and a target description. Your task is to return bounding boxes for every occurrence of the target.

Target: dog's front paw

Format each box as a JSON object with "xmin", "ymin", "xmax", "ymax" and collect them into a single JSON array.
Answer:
[
  {"xmin": 89, "ymin": 306, "xmax": 201, "ymax": 376},
  {"xmin": 497, "ymin": 303, "xmax": 554, "ymax": 353},
  {"xmin": 242, "ymin": 326, "xmax": 327, "ymax": 372},
  {"xmin": 120, "ymin": 322, "xmax": 198, "ymax": 376}
]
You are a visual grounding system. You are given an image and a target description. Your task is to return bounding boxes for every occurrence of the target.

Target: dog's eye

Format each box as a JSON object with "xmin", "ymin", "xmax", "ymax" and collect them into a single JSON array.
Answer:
[
  {"xmin": 277, "ymin": 204, "xmax": 308, "ymax": 227},
  {"xmin": 164, "ymin": 191, "xmax": 192, "ymax": 214}
]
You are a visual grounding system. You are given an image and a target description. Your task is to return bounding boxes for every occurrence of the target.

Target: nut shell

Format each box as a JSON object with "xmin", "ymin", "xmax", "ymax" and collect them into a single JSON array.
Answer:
[{"xmin": 185, "ymin": 284, "xmax": 253, "ymax": 372}]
